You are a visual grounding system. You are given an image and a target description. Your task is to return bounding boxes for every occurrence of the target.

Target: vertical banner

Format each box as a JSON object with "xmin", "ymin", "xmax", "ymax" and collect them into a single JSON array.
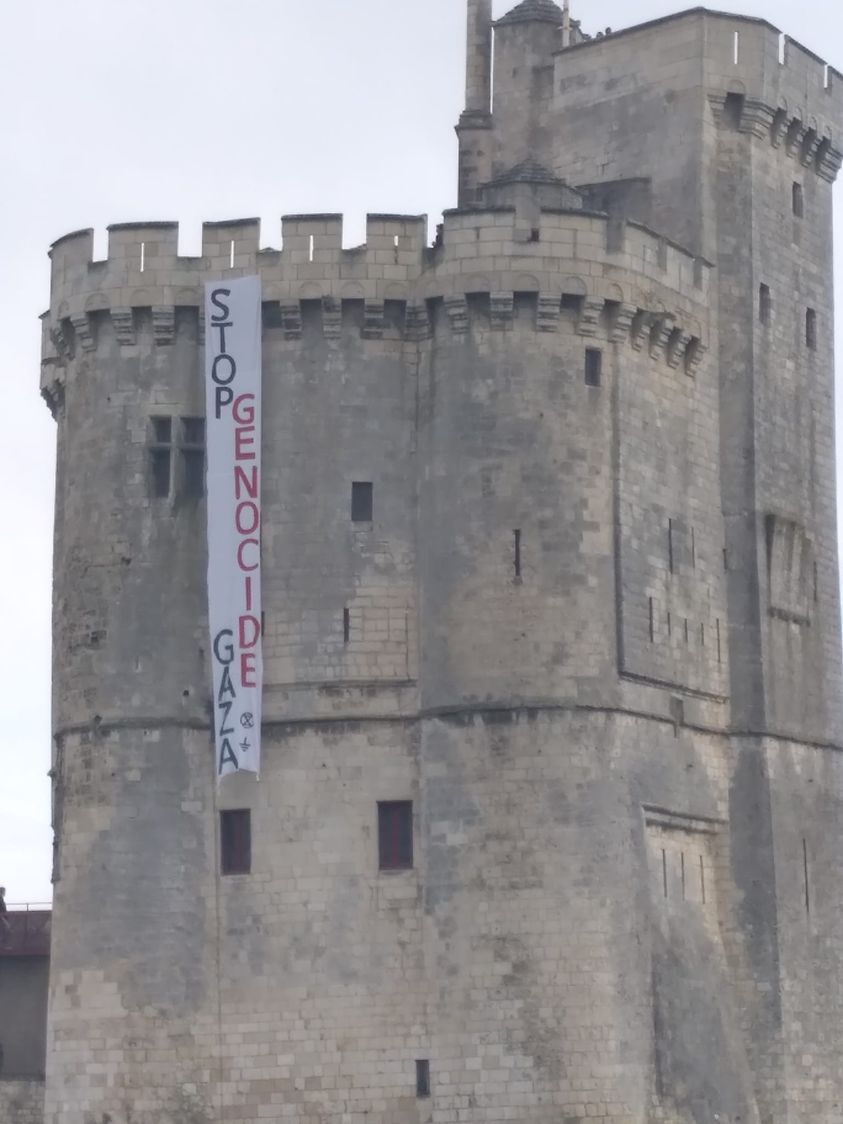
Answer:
[{"xmin": 204, "ymin": 276, "xmax": 263, "ymax": 780}]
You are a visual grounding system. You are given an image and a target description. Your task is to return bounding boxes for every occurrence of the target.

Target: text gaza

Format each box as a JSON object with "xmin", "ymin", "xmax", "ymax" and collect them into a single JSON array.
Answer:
[{"xmin": 210, "ymin": 286, "xmax": 261, "ymax": 695}]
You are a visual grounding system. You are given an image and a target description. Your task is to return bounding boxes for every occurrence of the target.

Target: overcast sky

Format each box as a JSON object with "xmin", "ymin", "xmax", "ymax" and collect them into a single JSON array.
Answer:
[{"xmin": 1, "ymin": 0, "xmax": 840, "ymax": 905}]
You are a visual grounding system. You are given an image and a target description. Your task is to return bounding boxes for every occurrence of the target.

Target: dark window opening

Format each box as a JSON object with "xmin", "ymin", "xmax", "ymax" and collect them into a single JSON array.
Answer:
[
  {"xmin": 150, "ymin": 449, "xmax": 171, "ymax": 498},
  {"xmin": 378, "ymin": 801, "xmax": 413, "ymax": 870},
  {"xmin": 759, "ymin": 284, "xmax": 771, "ymax": 324},
  {"xmin": 149, "ymin": 416, "xmax": 173, "ymax": 498},
  {"xmin": 181, "ymin": 417, "xmax": 205, "ymax": 498},
  {"xmin": 513, "ymin": 529, "xmax": 522, "ymax": 581},
  {"xmin": 220, "ymin": 809, "xmax": 251, "ymax": 875},
  {"xmin": 416, "ymin": 1060, "xmax": 431, "ymax": 1098},
  {"xmin": 351, "ymin": 481, "xmax": 374, "ymax": 522},
  {"xmin": 806, "ymin": 308, "xmax": 817, "ymax": 350},
  {"xmin": 668, "ymin": 519, "xmax": 675, "ymax": 573},
  {"xmin": 343, "ymin": 607, "xmax": 351, "ymax": 644},
  {"xmin": 723, "ymin": 91, "xmax": 745, "ymax": 129},
  {"xmin": 803, "ymin": 837, "xmax": 811, "ymax": 915},
  {"xmin": 584, "ymin": 348, "xmax": 602, "ymax": 387},
  {"xmin": 793, "ymin": 182, "xmax": 804, "ymax": 217}
]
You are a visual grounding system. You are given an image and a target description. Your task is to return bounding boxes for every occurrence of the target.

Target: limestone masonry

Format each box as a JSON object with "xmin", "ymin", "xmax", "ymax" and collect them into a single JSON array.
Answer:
[{"xmin": 37, "ymin": 2, "xmax": 843, "ymax": 1123}]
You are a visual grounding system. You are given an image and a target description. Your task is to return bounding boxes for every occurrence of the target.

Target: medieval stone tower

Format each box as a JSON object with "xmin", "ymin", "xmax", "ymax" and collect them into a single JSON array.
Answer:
[{"xmin": 39, "ymin": 2, "xmax": 843, "ymax": 1122}]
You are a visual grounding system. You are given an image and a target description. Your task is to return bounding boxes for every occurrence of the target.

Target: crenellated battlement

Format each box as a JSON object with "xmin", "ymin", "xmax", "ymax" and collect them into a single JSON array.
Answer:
[{"xmin": 45, "ymin": 207, "xmax": 711, "ymax": 372}]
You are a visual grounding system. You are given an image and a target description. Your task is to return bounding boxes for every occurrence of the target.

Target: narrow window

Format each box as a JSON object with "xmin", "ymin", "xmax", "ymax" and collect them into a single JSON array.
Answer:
[
  {"xmin": 699, "ymin": 854, "xmax": 706, "ymax": 904},
  {"xmin": 343, "ymin": 607, "xmax": 351, "ymax": 644},
  {"xmin": 681, "ymin": 851, "xmax": 686, "ymax": 900},
  {"xmin": 513, "ymin": 529, "xmax": 522, "ymax": 580},
  {"xmin": 803, "ymin": 837, "xmax": 810, "ymax": 915},
  {"xmin": 668, "ymin": 519, "xmax": 675, "ymax": 573},
  {"xmin": 700, "ymin": 622, "xmax": 705, "ymax": 647},
  {"xmin": 684, "ymin": 618, "xmax": 689, "ymax": 645},
  {"xmin": 716, "ymin": 618, "xmax": 722, "ymax": 664},
  {"xmin": 733, "ymin": 30, "xmax": 740, "ymax": 65},
  {"xmin": 378, "ymin": 801, "xmax": 413, "ymax": 870},
  {"xmin": 416, "ymin": 1060, "xmax": 431, "ymax": 1098},
  {"xmin": 181, "ymin": 417, "xmax": 206, "ymax": 498},
  {"xmin": 220, "ymin": 809, "xmax": 251, "ymax": 875},
  {"xmin": 759, "ymin": 284, "xmax": 771, "ymax": 324},
  {"xmin": 806, "ymin": 308, "xmax": 817, "ymax": 350},
  {"xmin": 723, "ymin": 91, "xmax": 744, "ymax": 128},
  {"xmin": 661, "ymin": 848, "xmax": 668, "ymax": 898},
  {"xmin": 351, "ymin": 481, "xmax": 373, "ymax": 522},
  {"xmin": 691, "ymin": 526, "xmax": 696, "ymax": 568},
  {"xmin": 139, "ymin": 241, "xmax": 146, "ymax": 273},
  {"xmin": 648, "ymin": 597, "xmax": 655, "ymax": 642},
  {"xmin": 792, "ymin": 182, "xmax": 804, "ymax": 218},
  {"xmin": 149, "ymin": 416, "xmax": 172, "ymax": 498},
  {"xmin": 309, "ymin": 234, "xmax": 315, "ymax": 263},
  {"xmin": 229, "ymin": 239, "xmax": 236, "ymax": 269},
  {"xmin": 584, "ymin": 347, "xmax": 602, "ymax": 387},
  {"xmin": 813, "ymin": 560, "xmax": 819, "ymax": 603},
  {"xmin": 667, "ymin": 611, "xmax": 672, "ymax": 637}
]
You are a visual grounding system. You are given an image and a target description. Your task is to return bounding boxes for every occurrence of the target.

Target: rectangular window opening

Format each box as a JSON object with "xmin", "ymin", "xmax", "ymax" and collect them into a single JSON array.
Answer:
[
  {"xmin": 220, "ymin": 809, "xmax": 251, "ymax": 875},
  {"xmin": 716, "ymin": 618, "xmax": 722, "ymax": 664},
  {"xmin": 661, "ymin": 848, "xmax": 668, "ymax": 898},
  {"xmin": 700, "ymin": 622, "xmax": 705, "ymax": 647},
  {"xmin": 351, "ymin": 481, "xmax": 374, "ymax": 522},
  {"xmin": 699, "ymin": 854, "xmax": 706, "ymax": 904},
  {"xmin": 803, "ymin": 837, "xmax": 810, "ymax": 915},
  {"xmin": 691, "ymin": 526, "xmax": 696, "ymax": 568},
  {"xmin": 733, "ymin": 30, "xmax": 740, "ymax": 65},
  {"xmin": 149, "ymin": 416, "xmax": 173, "ymax": 498},
  {"xmin": 684, "ymin": 617, "xmax": 689, "ymax": 645},
  {"xmin": 813, "ymin": 560, "xmax": 819, "ymax": 603},
  {"xmin": 648, "ymin": 596, "xmax": 655, "ymax": 642},
  {"xmin": 309, "ymin": 234, "xmax": 315, "ymax": 263},
  {"xmin": 759, "ymin": 283, "xmax": 771, "ymax": 324},
  {"xmin": 229, "ymin": 239, "xmax": 236, "ymax": 269},
  {"xmin": 793, "ymin": 182, "xmax": 804, "ymax": 218},
  {"xmin": 668, "ymin": 519, "xmax": 675, "ymax": 573},
  {"xmin": 416, "ymin": 1060, "xmax": 430, "ymax": 1098},
  {"xmin": 181, "ymin": 416, "xmax": 206, "ymax": 498},
  {"xmin": 343, "ymin": 607, "xmax": 351, "ymax": 644},
  {"xmin": 514, "ymin": 528, "xmax": 522, "ymax": 581},
  {"xmin": 378, "ymin": 801, "xmax": 413, "ymax": 871},
  {"xmin": 584, "ymin": 347, "xmax": 602, "ymax": 387},
  {"xmin": 806, "ymin": 308, "xmax": 817, "ymax": 350},
  {"xmin": 139, "ymin": 240, "xmax": 146, "ymax": 273},
  {"xmin": 681, "ymin": 851, "xmax": 686, "ymax": 900}
]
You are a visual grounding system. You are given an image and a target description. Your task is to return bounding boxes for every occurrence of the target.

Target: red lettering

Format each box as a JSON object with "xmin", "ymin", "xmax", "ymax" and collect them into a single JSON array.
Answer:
[
  {"xmin": 237, "ymin": 538, "xmax": 259, "ymax": 572},
  {"xmin": 239, "ymin": 614, "xmax": 260, "ymax": 650},
  {"xmin": 235, "ymin": 501, "xmax": 260, "ymax": 536},
  {"xmin": 234, "ymin": 465, "xmax": 258, "ymax": 500},
  {"xmin": 240, "ymin": 652, "xmax": 257, "ymax": 688},
  {"xmin": 235, "ymin": 426, "xmax": 256, "ymax": 461},
  {"xmin": 233, "ymin": 393, "xmax": 256, "ymax": 425}
]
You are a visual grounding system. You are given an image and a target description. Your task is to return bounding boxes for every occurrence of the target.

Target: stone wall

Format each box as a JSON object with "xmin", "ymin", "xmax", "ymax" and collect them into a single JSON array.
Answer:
[{"xmin": 0, "ymin": 1081, "xmax": 44, "ymax": 1124}]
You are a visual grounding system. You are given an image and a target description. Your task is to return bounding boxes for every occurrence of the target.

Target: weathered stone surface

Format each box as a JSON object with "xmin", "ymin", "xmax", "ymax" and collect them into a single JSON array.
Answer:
[{"xmin": 36, "ymin": 5, "xmax": 843, "ymax": 1124}]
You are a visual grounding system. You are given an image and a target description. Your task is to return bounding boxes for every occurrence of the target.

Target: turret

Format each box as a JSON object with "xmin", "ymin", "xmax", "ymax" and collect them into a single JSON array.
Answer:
[{"xmin": 457, "ymin": 0, "xmax": 493, "ymax": 206}]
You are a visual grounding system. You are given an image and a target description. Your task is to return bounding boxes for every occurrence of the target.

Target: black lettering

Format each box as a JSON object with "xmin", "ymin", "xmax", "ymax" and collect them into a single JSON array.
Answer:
[
  {"xmin": 213, "ymin": 320, "xmax": 233, "ymax": 353},
  {"xmin": 215, "ymin": 386, "xmax": 234, "ymax": 419},
  {"xmin": 212, "ymin": 354, "xmax": 237, "ymax": 386},
  {"xmin": 210, "ymin": 288, "xmax": 231, "ymax": 323},
  {"xmin": 213, "ymin": 628, "xmax": 235, "ymax": 665},
  {"xmin": 218, "ymin": 665, "xmax": 236, "ymax": 703},
  {"xmin": 218, "ymin": 738, "xmax": 238, "ymax": 772},
  {"xmin": 218, "ymin": 699, "xmax": 234, "ymax": 736}
]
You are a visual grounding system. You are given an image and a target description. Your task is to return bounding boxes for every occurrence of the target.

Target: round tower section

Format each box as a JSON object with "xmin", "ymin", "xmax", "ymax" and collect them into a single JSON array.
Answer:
[{"xmin": 416, "ymin": 204, "xmax": 719, "ymax": 714}]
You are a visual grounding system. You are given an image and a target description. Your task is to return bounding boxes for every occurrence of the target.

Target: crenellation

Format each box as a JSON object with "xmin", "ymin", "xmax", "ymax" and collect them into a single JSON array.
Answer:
[{"xmin": 35, "ymin": 5, "xmax": 843, "ymax": 1124}]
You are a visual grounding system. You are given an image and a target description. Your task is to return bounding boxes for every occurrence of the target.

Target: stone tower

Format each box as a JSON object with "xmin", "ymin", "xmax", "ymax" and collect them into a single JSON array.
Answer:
[{"xmin": 39, "ymin": 3, "xmax": 843, "ymax": 1123}]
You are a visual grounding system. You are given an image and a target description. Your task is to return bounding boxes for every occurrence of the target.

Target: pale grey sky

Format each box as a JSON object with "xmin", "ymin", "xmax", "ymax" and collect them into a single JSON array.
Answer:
[{"xmin": 1, "ymin": 0, "xmax": 840, "ymax": 904}]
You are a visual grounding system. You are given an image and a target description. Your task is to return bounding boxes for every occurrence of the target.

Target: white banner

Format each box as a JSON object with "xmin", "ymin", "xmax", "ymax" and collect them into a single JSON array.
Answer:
[{"xmin": 204, "ymin": 276, "xmax": 263, "ymax": 780}]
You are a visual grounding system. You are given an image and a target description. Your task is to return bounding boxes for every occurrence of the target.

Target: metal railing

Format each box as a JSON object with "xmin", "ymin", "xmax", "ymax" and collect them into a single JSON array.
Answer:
[{"xmin": 1, "ymin": 904, "xmax": 51, "ymax": 957}]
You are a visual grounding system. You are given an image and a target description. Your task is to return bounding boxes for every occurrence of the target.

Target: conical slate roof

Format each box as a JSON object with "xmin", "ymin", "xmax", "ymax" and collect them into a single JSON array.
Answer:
[
  {"xmin": 486, "ymin": 159, "xmax": 566, "ymax": 187},
  {"xmin": 495, "ymin": 0, "xmax": 565, "ymax": 26}
]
